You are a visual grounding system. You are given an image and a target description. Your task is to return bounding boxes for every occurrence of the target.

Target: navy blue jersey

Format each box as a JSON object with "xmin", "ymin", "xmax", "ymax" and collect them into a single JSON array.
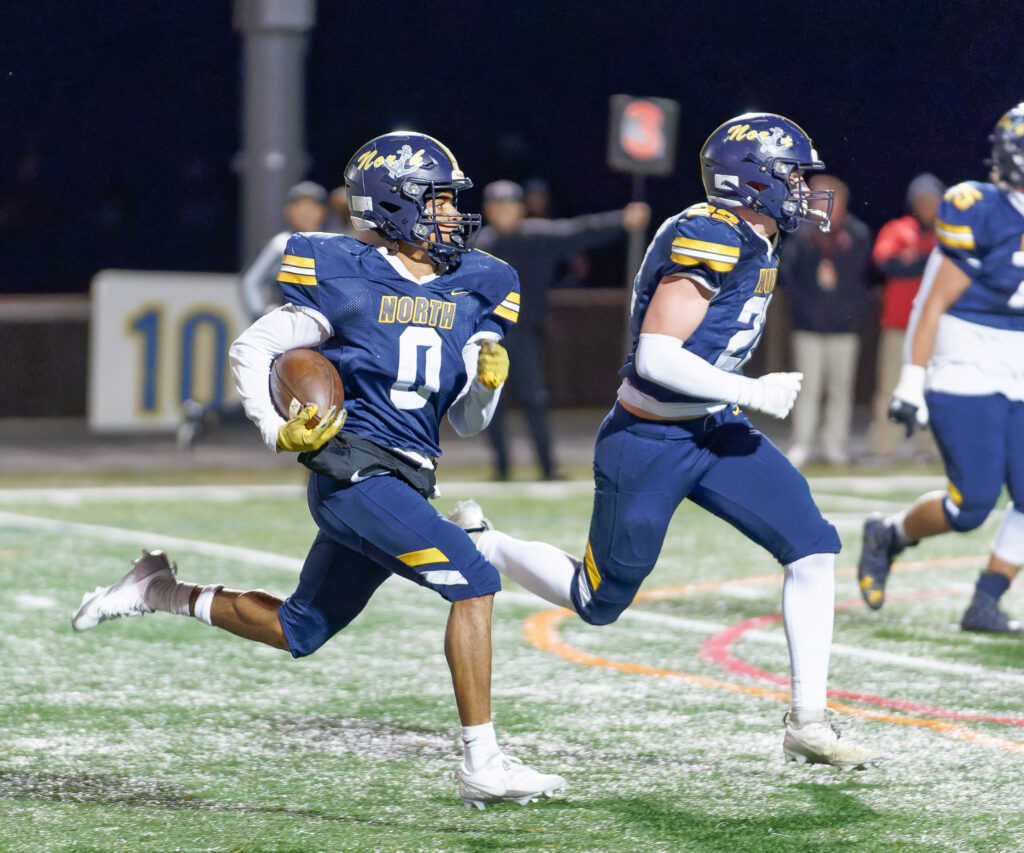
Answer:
[
  {"xmin": 936, "ymin": 181, "xmax": 1024, "ymax": 331},
  {"xmin": 621, "ymin": 203, "xmax": 779, "ymax": 406},
  {"xmin": 277, "ymin": 233, "xmax": 519, "ymax": 457}
]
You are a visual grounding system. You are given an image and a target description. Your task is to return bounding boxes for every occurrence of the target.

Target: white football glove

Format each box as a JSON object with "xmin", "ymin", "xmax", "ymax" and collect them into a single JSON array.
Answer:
[
  {"xmin": 888, "ymin": 363, "xmax": 929, "ymax": 436},
  {"xmin": 740, "ymin": 372, "xmax": 803, "ymax": 419}
]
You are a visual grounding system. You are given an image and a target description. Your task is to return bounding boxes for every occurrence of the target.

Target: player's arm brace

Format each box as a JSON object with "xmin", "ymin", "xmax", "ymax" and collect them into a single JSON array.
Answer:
[
  {"xmin": 229, "ymin": 303, "xmax": 333, "ymax": 450},
  {"xmin": 635, "ymin": 333, "xmax": 802, "ymax": 419},
  {"xmin": 448, "ymin": 335, "xmax": 506, "ymax": 436}
]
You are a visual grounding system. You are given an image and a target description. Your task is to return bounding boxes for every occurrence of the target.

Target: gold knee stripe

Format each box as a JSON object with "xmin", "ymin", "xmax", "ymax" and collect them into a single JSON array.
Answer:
[
  {"xmin": 584, "ymin": 541, "xmax": 601, "ymax": 591},
  {"xmin": 947, "ymin": 481, "xmax": 964, "ymax": 506},
  {"xmin": 397, "ymin": 547, "xmax": 449, "ymax": 567}
]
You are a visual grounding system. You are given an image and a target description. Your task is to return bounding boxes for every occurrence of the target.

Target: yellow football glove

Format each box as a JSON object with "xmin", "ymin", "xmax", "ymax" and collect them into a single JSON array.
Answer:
[
  {"xmin": 477, "ymin": 340, "xmax": 509, "ymax": 389},
  {"xmin": 276, "ymin": 404, "xmax": 346, "ymax": 452}
]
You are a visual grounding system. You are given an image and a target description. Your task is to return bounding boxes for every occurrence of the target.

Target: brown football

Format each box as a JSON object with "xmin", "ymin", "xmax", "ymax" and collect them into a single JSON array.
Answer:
[{"xmin": 269, "ymin": 349, "xmax": 345, "ymax": 426}]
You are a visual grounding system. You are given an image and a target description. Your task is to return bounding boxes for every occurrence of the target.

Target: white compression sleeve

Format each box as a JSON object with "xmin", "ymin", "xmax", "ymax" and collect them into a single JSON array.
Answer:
[
  {"xmin": 781, "ymin": 553, "xmax": 835, "ymax": 720},
  {"xmin": 635, "ymin": 333, "xmax": 759, "ymax": 406},
  {"xmin": 229, "ymin": 303, "xmax": 332, "ymax": 449},
  {"xmin": 476, "ymin": 530, "xmax": 577, "ymax": 611},
  {"xmin": 447, "ymin": 333, "xmax": 503, "ymax": 436}
]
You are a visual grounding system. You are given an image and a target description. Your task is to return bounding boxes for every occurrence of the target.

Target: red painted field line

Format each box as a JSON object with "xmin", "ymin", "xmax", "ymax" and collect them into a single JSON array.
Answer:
[
  {"xmin": 697, "ymin": 591, "xmax": 1024, "ymax": 727},
  {"xmin": 521, "ymin": 553, "xmax": 1024, "ymax": 754}
]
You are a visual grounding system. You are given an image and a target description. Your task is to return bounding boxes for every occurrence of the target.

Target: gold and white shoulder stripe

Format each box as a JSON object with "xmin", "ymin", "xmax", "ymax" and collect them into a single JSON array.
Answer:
[
  {"xmin": 935, "ymin": 219, "xmax": 976, "ymax": 251},
  {"xmin": 493, "ymin": 290, "xmax": 520, "ymax": 323},
  {"xmin": 669, "ymin": 236, "xmax": 740, "ymax": 273},
  {"xmin": 276, "ymin": 253, "xmax": 317, "ymax": 286}
]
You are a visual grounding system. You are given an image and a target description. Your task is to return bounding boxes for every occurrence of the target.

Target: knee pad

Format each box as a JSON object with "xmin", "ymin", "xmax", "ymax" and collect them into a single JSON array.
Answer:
[
  {"xmin": 992, "ymin": 504, "xmax": 1024, "ymax": 566},
  {"xmin": 277, "ymin": 595, "xmax": 332, "ymax": 659},
  {"xmin": 943, "ymin": 493, "xmax": 993, "ymax": 533},
  {"xmin": 572, "ymin": 557, "xmax": 632, "ymax": 627},
  {"xmin": 576, "ymin": 601, "xmax": 625, "ymax": 627}
]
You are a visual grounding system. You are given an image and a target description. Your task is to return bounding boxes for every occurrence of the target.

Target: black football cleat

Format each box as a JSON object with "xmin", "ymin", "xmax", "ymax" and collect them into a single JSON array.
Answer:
[
  {"xmin": 857, "ymin": 513, "xmax": 908, "ymax": 610},
  {"xmin": 961, "ymin": 587, "xmax": 1024, "ymax": 634}
]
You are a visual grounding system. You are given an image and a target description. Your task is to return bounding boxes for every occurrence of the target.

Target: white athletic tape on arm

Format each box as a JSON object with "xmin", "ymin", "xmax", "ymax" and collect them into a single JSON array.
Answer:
[{"xmin": 193, "ymin": 584, "xmax": 224, "ymax": 627}]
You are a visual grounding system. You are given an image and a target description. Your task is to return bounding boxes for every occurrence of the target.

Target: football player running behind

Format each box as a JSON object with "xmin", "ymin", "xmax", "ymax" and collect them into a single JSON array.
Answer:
[
  {"xmin": 451, "ymin": 114, "xmax": 881, "ymax": 769},
  {"xmin": 858, "ymin": 104, "xmax": 1024, "ymax": 632},
  {"xmin": 72, "ymin": 132, "xmax": 566, "ymax": 810}
]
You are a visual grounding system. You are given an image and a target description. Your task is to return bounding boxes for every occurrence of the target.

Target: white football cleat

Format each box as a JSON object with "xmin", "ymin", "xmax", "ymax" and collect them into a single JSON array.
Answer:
[
  {"xmin": 71, "ymin": 550, "xmax": 176, "ymax": 632},
  {"xmin": 783, "ymin": 713, "xmax": 884, "ymax": 770},
  {"xmin": 456, "ymin": 754, "xmax": 566, "ymax": 810},
  {"xmin": 447, "ymin": 499, "xmax": 493, "ymax": 543}
]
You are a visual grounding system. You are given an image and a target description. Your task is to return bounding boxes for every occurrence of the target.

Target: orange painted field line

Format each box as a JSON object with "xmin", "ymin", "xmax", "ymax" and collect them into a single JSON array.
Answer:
[{"xmin": 521, "ymin": 553, "xmax": 1024, "ymax": 755}]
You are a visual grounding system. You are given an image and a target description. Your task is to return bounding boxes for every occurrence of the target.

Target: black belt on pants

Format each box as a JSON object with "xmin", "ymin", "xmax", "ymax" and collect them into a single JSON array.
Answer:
[{"xmin": 298, "ymin": 431, "xmax": 437, "ymax": 499}]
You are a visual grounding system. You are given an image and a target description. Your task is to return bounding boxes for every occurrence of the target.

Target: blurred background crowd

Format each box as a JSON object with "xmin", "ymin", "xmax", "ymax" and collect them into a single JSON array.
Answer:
[{"xmin": 2, "ymin": 0, "xmax": 1020, "ymax": 477}]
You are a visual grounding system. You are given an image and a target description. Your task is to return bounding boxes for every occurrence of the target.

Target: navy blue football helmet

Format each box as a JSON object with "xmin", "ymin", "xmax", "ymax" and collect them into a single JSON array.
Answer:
[
  {"xmin": 700, "ymin": 113, "xmax": 832, "ymax": 232},
  {"xmin": 344, "ymin": 132, "xmax": 481, "ymax": 268},
  {"xmin": 989, "ymin": 103, "xmax": 1024, "ymax": 190}
]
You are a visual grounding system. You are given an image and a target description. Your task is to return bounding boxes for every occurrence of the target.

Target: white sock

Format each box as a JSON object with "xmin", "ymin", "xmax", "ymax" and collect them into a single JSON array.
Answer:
[
  {"xmin": 891, "ymin": 510, "xmax": 914, "ymax": 547},
  {"xmin": 476, "ymin": 530, "xmax": 576, "ymax": 611},
  {"xmin": 143, "ymin": 574, "xmax": 199, "ymax": 617},
  {"xmin": 782, "ymin": 553, "xmax": 834, "ymax": 724},
  {"xmin": 461, "ymin": 721, "xmax": 501, "ymax": 773},
  {"xmin": 193, "ymin": 584, "xmax": 223, "ymax": 626}
]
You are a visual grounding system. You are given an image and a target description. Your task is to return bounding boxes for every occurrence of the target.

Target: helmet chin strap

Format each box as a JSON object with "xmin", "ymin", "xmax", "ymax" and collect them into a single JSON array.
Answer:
[{"xmin": 806, "ymin": 207, "xmax": 831, "ymax": 233}]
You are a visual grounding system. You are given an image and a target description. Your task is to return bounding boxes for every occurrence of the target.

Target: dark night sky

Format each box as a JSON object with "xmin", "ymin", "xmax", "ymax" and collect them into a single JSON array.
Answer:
[{"xmin": 3, "ymin": 0, "xmax": 1023, "ymax": 293}]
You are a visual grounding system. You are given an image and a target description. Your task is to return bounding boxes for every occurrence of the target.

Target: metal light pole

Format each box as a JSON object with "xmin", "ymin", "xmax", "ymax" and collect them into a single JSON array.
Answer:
[{"xmin": 233, "ymin": 0, "xmax": 316, "ymax": 267}]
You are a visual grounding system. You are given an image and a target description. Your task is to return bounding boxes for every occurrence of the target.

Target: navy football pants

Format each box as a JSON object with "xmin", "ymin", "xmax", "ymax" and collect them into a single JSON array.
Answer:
[
  {"xmin": 278, "ymin": 473, "xmax": 501, "ymax": 657},
  {"xmin": 928, "ymin": 391, "xmax": 1024, "ymax": 532},
  {"xmin": 573, "ymin": 404, "xmax": 840, "ymax": 625}
]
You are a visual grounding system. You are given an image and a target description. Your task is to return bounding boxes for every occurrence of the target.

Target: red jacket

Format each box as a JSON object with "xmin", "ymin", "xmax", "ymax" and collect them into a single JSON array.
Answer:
[{"xmin": 872, "ymin": 215, "xmax": 937, "ymax": 329}]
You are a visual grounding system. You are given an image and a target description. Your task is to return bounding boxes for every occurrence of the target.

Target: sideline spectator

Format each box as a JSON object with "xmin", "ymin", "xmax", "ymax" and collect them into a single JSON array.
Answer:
[
  {"xmin": 180, "ymin": 182, "xmax": 331, "ymax": 449},
  {"xmin": 238, "ymin": 181, "xmax": 330, "ymax": 321},
  {"xmin": 866, "ymin": 173, "xmax": 944, "ymax": 462},
  {"xmin": 523, "ymin": 177, "xmax": 552, "ymax": 218},
  {"xmin": 780, "ymin": 175, "xmax": 874, "ymax": 467},
  {"xmin": 473, "ymin": 180, "xmax": 650, "ymax": 480}
]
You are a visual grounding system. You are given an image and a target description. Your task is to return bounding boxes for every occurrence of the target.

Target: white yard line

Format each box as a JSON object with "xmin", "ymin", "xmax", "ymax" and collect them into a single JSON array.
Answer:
[
  {"xmin": 809, "ymin": 492, "xmax": 912, "ymax": 512},
  {"xmin": 2, "ymin": 503, "xmax": 1015, "ymax": 685},
  {"xmin": 0, "ymin": 482, "xmax": 962, "ymax": 535},
  {"xmin": 0, "ymin": 510, "xmax": 303, "ymax": 572},
  {"xmin": 0, "ymin": 473, "xmax": 954, "ymax": 506},
  {"xmin": 0, "ymin": 484, "xmax": 307, "ymax": 505},
  {"xmin": 806, "ymin": 474, "xmax": 947, "ymax": 493}
]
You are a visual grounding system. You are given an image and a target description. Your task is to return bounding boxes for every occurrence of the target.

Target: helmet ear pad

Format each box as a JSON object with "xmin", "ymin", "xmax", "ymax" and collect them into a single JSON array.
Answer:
[
  {"xmin": 343, "ymin": 132, "xmax": 481, "ymax": 266},
  {"xmin": 699, "ymin": 113, "xmax": 832, "ymax": 232}
]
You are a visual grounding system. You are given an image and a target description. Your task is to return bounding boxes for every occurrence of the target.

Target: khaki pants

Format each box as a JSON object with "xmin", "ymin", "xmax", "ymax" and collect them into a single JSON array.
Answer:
[{"xmin": 790, "ymin": 331, "xmax": 859, "ymax": 462}]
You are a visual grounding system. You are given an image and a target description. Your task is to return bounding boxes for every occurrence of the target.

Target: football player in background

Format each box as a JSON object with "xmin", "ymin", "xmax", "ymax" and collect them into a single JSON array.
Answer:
[
  {"xmin": 238, "ymin": 180, "xmax": 331, "ymax": 322},
  {"xmin": 72, "ymin": 132, "xmax": 567, "ymax": 810},
  {"xmin": 858, "ymin": 104, "xmax": 1024, "ymax": 632},
  {"xmin": 178, "ymin": 180, "xmax": 333, "ymax": 450},
  {"xmin": 452, "ymin": 114, "xmax": 881, "ymax": 769}
]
